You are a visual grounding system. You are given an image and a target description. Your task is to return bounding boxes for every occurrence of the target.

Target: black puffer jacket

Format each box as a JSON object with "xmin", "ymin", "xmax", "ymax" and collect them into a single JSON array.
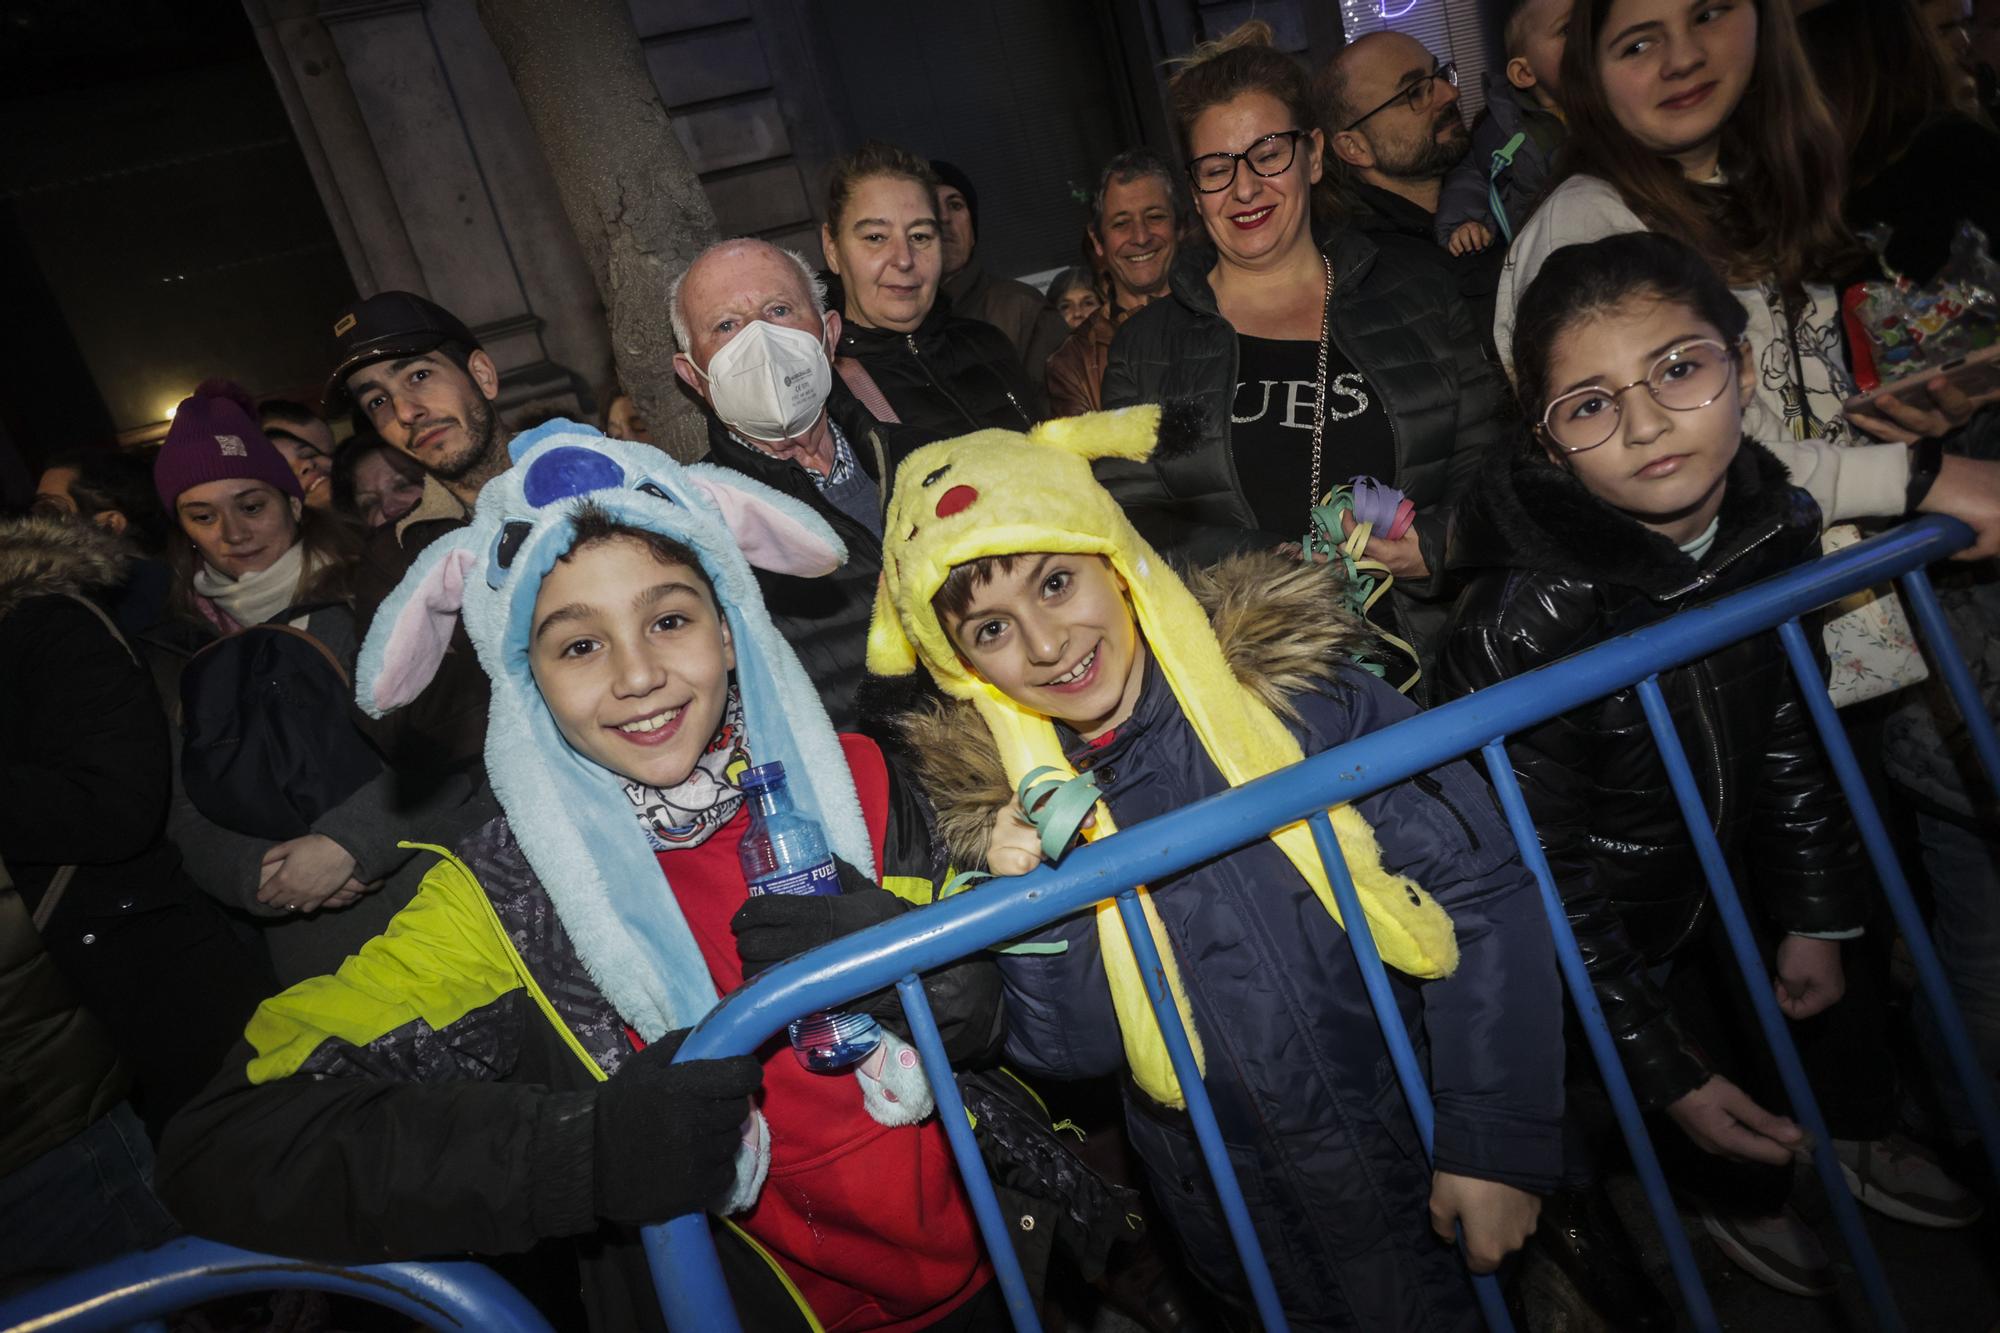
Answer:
[
  {"xmin": 699, "ymin": 386, "xmax": 906, "ymax": 733},
  {"xmin": 836, "ymin": 298, "xmax": 1037, "ymax": 440},
  {"xmin": 1099, "ymin": 227, "xmax": 1509, "ymax": 673},
  {"xmin": 0, "ymin": 520, "xmax": 270, "ymax": 1138},
  {"xmin": 1339, "ymin": 180, "xmax": 1502, "ymax": 359},
  {"xmin": 1436, "ymin": 442, "xmax": 1866, "ymax": 1108}
]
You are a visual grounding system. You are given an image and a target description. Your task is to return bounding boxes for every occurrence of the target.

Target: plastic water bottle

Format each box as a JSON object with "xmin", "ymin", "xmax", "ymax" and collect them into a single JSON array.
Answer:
[{"xmin": 737, "ymin": 761, "xmax": 883, "ymax": 1071}]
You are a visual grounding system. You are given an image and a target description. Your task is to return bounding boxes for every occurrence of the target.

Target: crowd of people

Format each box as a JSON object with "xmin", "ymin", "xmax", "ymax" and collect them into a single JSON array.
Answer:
[{"xmin": 5, "ymin": 1, "xmax": 2000, "ymax": 1330}]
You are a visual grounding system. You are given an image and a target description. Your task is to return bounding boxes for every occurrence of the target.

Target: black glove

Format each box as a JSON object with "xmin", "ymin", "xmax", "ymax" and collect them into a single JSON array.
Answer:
[
  {"xmin": 593, "ymin": 1028, "xmax": 763, "ymax": 1225},
  {"xmin": 731, "ymin": 861, "xmax": 1005, "ymax": 1063},
  {"xmin": 730, "ymin": 857, "xmax": 906, "ymax": 979}
]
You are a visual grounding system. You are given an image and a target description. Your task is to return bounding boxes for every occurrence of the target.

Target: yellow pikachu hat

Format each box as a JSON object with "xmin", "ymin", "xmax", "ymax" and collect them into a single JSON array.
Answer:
[{"xmin": 868, "ymin": 406, "xmax": 1458, "ymax": 1108}]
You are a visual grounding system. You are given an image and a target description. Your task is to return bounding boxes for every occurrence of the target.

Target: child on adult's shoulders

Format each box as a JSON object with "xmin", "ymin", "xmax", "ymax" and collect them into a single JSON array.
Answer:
[{"xmin": 1437, "ymin": 0, "xmax": 1570, "ymax": 251}]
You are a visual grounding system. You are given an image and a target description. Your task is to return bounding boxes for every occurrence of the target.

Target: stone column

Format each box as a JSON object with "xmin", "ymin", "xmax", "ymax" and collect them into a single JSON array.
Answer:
[
  {"xmin": 245, "ymin": 0, "xmax": 427, "ymax": 298},
  {"xmin": 245, "ymin": 0, "xmax": 612, "ymax": 415}
]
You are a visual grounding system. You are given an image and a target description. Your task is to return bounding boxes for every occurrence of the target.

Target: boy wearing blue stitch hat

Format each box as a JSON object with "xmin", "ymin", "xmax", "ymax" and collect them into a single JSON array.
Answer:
[
  {"xmin": 870, "ymin": 407, "xmax": 1565, "ymax": 1330},
  {"xmin": 158, "ymin": 423, "xmax": 1005, "ymax": 1331}
]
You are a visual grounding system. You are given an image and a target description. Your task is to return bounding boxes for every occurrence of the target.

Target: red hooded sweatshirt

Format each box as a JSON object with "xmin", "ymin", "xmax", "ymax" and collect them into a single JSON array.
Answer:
[{"xmin": 648, "ymin": 734, "xmax": 990, "ymax": 1331}]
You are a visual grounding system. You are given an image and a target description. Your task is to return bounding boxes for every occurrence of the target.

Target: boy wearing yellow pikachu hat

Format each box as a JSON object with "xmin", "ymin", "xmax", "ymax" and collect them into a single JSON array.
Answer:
[{"xmin": 869, "ymin": 406, "xmax": 1565, "ymax": 1330}]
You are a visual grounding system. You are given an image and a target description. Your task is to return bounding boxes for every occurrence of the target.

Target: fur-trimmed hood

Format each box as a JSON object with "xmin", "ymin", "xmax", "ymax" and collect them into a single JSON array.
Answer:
[
  {"xmin": 1447, "ymin": 437, "xmax": 1816, "ymax": 601},
  {"xmin": 897, "ymin": 549, "xmax": 1377, "ymax": 869},
  {"xmin": 0, "ymin": 516, "xmax": 132, "ymax": 620}
]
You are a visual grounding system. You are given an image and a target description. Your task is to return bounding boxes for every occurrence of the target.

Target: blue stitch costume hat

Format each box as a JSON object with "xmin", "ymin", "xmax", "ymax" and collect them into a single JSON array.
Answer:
[{"xmin": 353, "ymin": 422, "xmax": 875, "ymax": 1045}]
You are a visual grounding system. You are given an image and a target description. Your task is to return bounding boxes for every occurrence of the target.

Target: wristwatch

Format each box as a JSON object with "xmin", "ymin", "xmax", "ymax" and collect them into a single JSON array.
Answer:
[{"xmin": 1905, "ymin": 437, "xmax": 1945, "ymax": 514}]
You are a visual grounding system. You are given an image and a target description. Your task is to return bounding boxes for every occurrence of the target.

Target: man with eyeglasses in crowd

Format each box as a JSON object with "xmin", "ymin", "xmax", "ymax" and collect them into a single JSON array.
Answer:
[{"xmin": 1313, "ymin": 33, "xmax": 1504, "ymax": 353}]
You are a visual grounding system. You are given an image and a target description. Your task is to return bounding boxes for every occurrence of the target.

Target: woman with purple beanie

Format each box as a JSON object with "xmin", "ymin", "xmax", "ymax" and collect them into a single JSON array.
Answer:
[{"xmin": 153, "ymin": 380, "xmax": 477, "ymax": 988}]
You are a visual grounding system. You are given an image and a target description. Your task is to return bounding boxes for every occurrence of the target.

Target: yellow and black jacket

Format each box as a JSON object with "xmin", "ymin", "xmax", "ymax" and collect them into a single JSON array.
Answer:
[{"xmin": 157, "ymin": 786, "xmax": 996, "ymax": 1333}]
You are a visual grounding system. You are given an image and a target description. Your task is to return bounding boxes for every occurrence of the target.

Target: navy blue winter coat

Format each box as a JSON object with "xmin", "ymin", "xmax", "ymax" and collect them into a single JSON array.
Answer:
[{"xmin": 903, "ymin": 553, "xmax": 1564, "ymax": 1331}]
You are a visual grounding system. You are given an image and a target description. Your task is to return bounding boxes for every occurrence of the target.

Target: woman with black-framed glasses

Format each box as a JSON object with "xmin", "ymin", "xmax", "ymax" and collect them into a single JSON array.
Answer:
[{"xmin": 1100, "ymin": 21, "xmax": 1509, "ymax": 690}]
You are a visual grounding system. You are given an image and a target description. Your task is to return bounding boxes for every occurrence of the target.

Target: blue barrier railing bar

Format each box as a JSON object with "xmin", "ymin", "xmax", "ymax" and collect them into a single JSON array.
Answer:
[
  {"xmin": 1634, "ymin": 675, "xmax": 1905, "ymax": 1332},
  {"xmin": 1897, "ymin": 567, "xmax": 2000, "ymax": 801},
  {"xmin": 1305, "ymin": 810, "xmax": 1515, "ymax": 1332},
  {"xmin": 645, "ymin": 1206, "xmax": 737, "ymax": 1330},
  {"xmin": 643, "ymin": 516, "xmax": 1979, "ymax": 1329},
  {"xmin": 1479, "ymin": 743, "xmax": 1721, "ymax": 1333},
  {"xmin": 1776, "ymin": 617, "xmax": 2000, "ymax": 1189},
  {"xmin": 664, "ymin": 518, "xmax": 1979, "ymax": 1069},
  {"xmin": 11, "ymin": 520, "xmax": 1985, "ymax": 1333},
  {"xmin": 1110, "ymin": 889, "xmax": 1291, "ymax": 1331},
  {"xmin": 894, "ymin": 974, "xmax": 1044, "ymax": 1331},
  {"xmin": 0, "ymin": 1238, "xmax": 556, "ymax": 1333}
]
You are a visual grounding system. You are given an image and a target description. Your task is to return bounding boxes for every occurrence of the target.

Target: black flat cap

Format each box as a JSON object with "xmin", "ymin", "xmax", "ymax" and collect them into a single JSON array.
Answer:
[{"xmin": 323, "ymin": 291, "xmax": 479, "ymax": 411}]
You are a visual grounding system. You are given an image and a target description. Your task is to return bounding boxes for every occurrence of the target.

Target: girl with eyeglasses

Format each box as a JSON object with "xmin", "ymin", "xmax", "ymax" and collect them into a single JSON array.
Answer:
[
  {"xmin": 1100, "ymin": 20, "xmax": 1507, "ymax": 686},
  {"xmin": 1446, "ymin": 232, "xmax": 1978, "ymax": 1312},
  {"xmin": 1494, "ymin": 0, "xmax": 2000, "ymax": 555}
]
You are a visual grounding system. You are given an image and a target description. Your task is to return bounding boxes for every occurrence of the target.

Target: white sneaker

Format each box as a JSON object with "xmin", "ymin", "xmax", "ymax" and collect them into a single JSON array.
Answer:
[
  {"xmin": 1833, "ymin": 1134, "xmax": 1985, "ymax": 1228},
  {"xmin": 1697, "ymin": 1203, "xmax": 1834, "ymax": 1297}
]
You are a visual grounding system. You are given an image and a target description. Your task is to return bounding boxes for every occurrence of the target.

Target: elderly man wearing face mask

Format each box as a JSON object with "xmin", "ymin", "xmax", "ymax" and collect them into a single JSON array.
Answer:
[{"xmin": 670, "ymin": 237, "xmax": 914, "ymax": 731}]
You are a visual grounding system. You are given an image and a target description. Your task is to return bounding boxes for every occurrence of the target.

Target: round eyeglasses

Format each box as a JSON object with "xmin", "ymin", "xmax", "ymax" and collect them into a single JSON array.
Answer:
[
  {"xmin": 1537, "ymin": 339, "xmax": 1738, "ymax": 454},
  {"xmin": 1186, "ymin": 129, "xmax": 1307, "ymax": 194}
]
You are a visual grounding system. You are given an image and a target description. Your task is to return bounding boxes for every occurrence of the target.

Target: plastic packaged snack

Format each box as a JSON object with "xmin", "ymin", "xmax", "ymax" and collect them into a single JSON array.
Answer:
[{"xmin": 1845, "ymin": 222, "xmax": 2000, "ymax": 401}]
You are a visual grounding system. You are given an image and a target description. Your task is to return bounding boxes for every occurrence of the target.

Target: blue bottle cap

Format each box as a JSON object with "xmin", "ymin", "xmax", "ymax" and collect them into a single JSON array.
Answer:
[{"xmin": 739, "ymin": 761, "xmax": 788, "ymax": 793}]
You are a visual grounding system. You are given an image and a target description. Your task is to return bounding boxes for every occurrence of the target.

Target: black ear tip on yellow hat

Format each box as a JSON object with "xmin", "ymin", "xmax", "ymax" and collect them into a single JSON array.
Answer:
[
  {"xmin": 1157, "ymin": 399, "xmax": 1207, "ymax": 461},
  {"xmin": 852, "ymin": 671, "xmax": 934, "ymax": 732}
]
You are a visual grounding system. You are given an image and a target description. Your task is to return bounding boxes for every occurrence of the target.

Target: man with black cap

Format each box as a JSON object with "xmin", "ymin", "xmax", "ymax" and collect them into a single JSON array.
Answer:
[
  {"xmin": 931, "ymin": 159, "xmax": 1067, "ymax": 390},
  {"xmin": 325, "ymin": 291, "xmax": 510, "ymax": 771}
]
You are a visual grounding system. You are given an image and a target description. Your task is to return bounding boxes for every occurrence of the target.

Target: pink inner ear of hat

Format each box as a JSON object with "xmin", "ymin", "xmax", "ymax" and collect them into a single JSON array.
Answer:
[{"xmin": 935, "ymin": 485, "xmax": 978, "ymax": 518}]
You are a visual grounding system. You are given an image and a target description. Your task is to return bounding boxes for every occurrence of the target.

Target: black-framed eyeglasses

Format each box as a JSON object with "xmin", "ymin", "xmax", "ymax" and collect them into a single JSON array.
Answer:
[
  {"xmin": 1536, "ymin": 339, "xmax": 1737, "ymax": 454},
  {"xmin": 1340, "ymin": 60, "xmax": 1459, "ymax": 131},
  {"xmin": 1185, "ymin": 129, "xmax": 1308, "ymax": 194}
]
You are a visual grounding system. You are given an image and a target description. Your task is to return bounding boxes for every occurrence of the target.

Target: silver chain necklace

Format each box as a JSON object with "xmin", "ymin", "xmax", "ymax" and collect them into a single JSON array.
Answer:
[{"xmin": 1307, "ymin": 251, "xmax": 1335, "ymax": 518}]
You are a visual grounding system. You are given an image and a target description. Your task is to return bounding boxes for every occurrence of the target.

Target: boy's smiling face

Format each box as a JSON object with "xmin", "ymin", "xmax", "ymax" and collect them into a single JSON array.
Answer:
[
  {"xmin": 943, "ymin": 552, "xmax": 1146, "ymax": 741},
  {"xmin": 530, "ymin": 535, "xmax": 735, "ymax": 788}
]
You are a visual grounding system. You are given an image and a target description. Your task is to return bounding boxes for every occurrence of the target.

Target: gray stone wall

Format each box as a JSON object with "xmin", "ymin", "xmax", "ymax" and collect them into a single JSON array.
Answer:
[
  {"xmin": 248, "ymin": 0, "xmax": 861, "ymax": 422},
  {"xmin": 249, "ymin": 0, "xmax": 610, "ymax": 418}
]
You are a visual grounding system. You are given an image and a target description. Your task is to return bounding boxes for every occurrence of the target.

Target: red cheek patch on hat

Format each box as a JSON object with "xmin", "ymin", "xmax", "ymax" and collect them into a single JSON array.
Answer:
[{"xmin": 935, "ymin": 485, "xmax": 978, "ymax": 518}]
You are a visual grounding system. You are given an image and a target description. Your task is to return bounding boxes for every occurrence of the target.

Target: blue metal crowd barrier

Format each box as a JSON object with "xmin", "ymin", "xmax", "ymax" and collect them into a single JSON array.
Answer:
[
  {"xmin": 652, "ymin": 514, "xmax": 2000, "ymax": 1333},
  {"xmin": 0, "ymin": 1238, "xmax": 555, "ymax": 1332},
  {"xmin": 4, "ymin": 516, "xmax": 1994, "ymax": 1333}
]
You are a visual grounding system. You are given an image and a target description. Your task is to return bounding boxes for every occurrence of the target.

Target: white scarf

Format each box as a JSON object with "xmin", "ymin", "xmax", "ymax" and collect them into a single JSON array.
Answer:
[
  {"xmin": 625, "ymin": 684, "xmax": 751, "ymax": 850},
  {"xmin": 193, "ymin": 540, "xmax": 310, "ymax": 630}
]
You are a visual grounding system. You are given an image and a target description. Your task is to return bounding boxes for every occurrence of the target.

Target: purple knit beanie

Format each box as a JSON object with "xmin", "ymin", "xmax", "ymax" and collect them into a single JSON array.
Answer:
[{"xmin": 154, "ymin": 379, "xmax": 305, "ymax": 512}]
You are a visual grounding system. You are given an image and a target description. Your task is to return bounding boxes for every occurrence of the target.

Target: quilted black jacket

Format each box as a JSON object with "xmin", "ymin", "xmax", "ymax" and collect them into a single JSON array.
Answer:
[
  {"xmin": 1436, "ymin": 440, "xmax": 1866, "ymax": 1108},
  {"xmin": 698, "ymin": 386, "xmax": 911, "ymax": 734},
  {"xmin": 835, "ymin": 298, "xmax": 1037, "ymax": 440},
  {"xmin": 1097, "ymin": 227, "xmax": 1510, "ymax": 674}
]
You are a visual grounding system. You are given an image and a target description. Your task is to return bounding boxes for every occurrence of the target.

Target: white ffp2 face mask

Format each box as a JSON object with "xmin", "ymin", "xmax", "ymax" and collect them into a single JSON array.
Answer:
[{"xmin": 692, "ymin": 318, "xmax": 833, "ymax": 444}]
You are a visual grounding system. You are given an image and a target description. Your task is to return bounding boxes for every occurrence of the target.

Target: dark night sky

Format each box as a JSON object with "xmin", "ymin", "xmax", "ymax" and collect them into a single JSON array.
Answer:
[{"xmin": 1, "ymin": 0, "xmax": 353, "ymax": 474}]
